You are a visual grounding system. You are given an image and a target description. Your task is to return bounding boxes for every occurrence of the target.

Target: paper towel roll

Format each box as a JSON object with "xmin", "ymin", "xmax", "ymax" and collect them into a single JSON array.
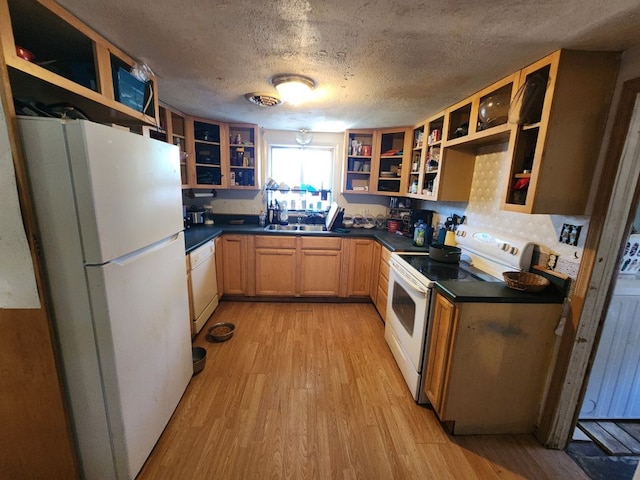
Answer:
[{"xmin": 444, "ymin": 231, "xmax": 457, "ymax": 246}]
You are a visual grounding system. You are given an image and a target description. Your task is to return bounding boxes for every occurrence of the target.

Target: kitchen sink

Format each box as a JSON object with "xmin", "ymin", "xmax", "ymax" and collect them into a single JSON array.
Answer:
[
  {"xmin": 297, "ymin": 225, "xmax": 326, "ymax": 231},
  {"xmin": 263, "ymin": 224, "xmax": 297, "ymax": 231},
  {"xmin": 263, "ymin": 224, "xmax": 327, "ymax": 232}
]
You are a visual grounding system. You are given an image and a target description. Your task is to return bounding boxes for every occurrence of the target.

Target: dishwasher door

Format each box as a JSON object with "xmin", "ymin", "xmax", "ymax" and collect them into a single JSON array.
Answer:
[{"xmin": 190, "ymin": 240, "xmax": 219, "ymax": 333}]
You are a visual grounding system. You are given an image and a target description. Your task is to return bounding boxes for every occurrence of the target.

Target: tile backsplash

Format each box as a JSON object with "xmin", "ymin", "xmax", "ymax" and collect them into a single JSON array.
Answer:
[{"xmin": 420, "ymin": 143, "xmax": 588, "ymax": 279}]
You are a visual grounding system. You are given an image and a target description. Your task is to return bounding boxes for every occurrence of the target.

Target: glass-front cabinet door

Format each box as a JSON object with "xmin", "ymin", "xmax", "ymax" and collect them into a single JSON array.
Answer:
[
  {"xmin": 228, "ymin": 123, "xmax": 258, "ymax": 189},
  {"xmin": 374, "ymin": 128, "xmax": 411, "ymax": 196},
  {"xmin": 193, "ymin": 119, "xmax": 224, "ymax": 187}
]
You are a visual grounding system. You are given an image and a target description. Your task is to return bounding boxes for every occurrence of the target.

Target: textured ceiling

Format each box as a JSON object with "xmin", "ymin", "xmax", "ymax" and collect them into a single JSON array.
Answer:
[{"xmin": 56, "ymin": 0, "xmax": 640, "ymax": 131}]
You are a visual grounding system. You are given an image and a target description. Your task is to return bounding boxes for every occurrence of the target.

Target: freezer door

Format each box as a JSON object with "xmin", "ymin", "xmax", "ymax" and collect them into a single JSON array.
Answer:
[
  {"xmin": 65, "ymin": 120, "xmax": 184, "ymax": 263},
  {"xmin": 85, "ymin": 232, "xmax": 192, "ymax": 479}
]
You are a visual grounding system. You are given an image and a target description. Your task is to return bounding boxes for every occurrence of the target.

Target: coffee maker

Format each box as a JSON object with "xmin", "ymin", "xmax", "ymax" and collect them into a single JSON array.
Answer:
[{"xmin": 408, "ymin": 209, "xmax": 435, "ymax": 240}]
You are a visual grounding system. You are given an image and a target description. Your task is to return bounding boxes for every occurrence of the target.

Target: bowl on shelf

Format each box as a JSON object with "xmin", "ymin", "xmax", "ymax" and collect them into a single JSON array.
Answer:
[{"xmin": 478, "ymin": 90, "xmax": 510, "ymax": 129}]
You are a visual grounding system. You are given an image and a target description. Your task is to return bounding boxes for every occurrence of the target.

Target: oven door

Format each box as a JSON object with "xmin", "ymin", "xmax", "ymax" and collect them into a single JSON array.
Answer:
[{"xmin": 384, "ymin": 258, "xmax": 432, "ymax": 400}]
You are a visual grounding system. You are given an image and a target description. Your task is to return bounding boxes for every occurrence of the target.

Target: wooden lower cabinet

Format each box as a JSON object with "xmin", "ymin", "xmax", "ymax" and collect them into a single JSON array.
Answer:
[
  {"xmin": 214, "ymin": 236, "xmax": 224, "ymax": 298},
  {"xmin": 345, "ymin": 238, "xmax": 375, "ymax": 297},
  {"xmin": 299, "ymin": 237, "xmax": 342, "ymax": 296},
  {"xmin": 424, "ymin": 293, "xmax": 458, "ymax": 412},
  {"xmin": 253, "ymin": 235, "xmax": 343, "ymax": 297},
  {"xmin": 224, "ymin": 234, "xmax": 385, "ymax": 300},
  {"xmin": 424, "ymin": 292, "xmax": 563, "ymax": 435},
  {"xmin": 220, "ymin": 234, "xmax": 247, "ymax": 295},
  {"xmin": 254, "ymin": 236, "xmax": 297, "ymax": 296}
]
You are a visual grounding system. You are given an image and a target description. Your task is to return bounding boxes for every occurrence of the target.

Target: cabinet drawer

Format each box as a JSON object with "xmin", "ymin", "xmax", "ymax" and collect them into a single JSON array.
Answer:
[
  {"xmin": 378, "ymin": 274, "xmax": 388, "ymax": 295},
  {"xmin": 300, "ymin": 237, "xmax": 342, "ymax": 250},
  {"xmin": 380, "ymin": 246, "xmax": 392, "ymax": 263},
  {"xmin": 254, "ymin": 235, "xmax": 296, "ymax": 249},
  {"xmin": 379, "ymin": 257, "xmax": 390, "ymax": 281}
]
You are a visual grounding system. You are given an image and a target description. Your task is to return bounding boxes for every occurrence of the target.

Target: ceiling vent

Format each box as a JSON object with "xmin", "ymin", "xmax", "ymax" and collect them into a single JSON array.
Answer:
[{"xmin": 245, "ymin": 93, "xmax": 282, "ymax": 107}]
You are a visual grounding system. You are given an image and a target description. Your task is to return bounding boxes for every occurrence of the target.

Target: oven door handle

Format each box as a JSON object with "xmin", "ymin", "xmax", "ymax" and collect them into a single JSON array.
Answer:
[{"xmin": 392, "ymin": 264, "xmax": 429, "ymax": 297}]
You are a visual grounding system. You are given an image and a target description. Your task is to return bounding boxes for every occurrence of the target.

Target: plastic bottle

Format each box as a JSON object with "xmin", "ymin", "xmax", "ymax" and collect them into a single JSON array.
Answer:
[
  {"xmin": 413, "ymin": 221, "xmax": 426, "ymax": 247},
  {"xmin": 258, "ymin": 210, "xmax": 266, "ymax": 227}
]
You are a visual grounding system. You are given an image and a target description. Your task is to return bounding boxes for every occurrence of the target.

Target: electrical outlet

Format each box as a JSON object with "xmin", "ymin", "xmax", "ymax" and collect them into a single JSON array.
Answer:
[
  {"xmin": 560, "ymin": 224, "xmax": 582, "ymax": 246},
  {"xmin": 548, "ymin": 253, "xmax": 558, "ymax": 270}
]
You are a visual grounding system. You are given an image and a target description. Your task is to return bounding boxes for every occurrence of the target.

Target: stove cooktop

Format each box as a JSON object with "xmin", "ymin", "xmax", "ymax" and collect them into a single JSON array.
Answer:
[{"xmin": 397, "ymin": 254, "xmax": 500, "ymax": 282}]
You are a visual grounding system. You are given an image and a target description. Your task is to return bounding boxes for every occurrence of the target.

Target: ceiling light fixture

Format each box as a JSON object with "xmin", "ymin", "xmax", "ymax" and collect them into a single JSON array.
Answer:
[{"xmin": 271, "ymin": 74, "xmax": 315, "ymax": 105}]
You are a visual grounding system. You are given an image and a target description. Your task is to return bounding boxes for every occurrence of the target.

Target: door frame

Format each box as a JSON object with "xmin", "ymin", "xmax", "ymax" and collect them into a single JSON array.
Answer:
[{"xmin": 539, "ymin": 77, "xmax": 640, "ymax": 447}]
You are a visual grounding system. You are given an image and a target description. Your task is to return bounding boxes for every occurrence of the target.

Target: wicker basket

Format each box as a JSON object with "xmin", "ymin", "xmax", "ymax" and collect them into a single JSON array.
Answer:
[{"xmin": 502, "ymin": 271, "xmax": 550, "ymax": 293}]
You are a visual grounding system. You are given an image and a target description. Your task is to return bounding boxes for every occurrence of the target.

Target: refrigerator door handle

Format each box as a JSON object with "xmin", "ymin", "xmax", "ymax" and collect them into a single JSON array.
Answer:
[{"xmin": 99, "ymin": 233, "xmax": 183, "ymax": 267}]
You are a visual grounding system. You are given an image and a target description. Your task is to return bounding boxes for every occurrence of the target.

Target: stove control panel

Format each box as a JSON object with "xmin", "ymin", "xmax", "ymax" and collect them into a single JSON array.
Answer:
[{"xmin": 454, "ymin": 225, "xmax": 534, "ymax": 273}]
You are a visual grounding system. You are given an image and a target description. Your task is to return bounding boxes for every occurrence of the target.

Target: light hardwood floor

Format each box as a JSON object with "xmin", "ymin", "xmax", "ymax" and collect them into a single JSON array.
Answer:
[{"xmin": 137, "ymin": 302, "xmax": 588, "ymax": 480}]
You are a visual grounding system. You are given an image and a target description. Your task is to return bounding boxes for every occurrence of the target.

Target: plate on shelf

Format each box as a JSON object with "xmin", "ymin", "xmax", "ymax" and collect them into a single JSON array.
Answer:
[
  {"xmin": 381, "ymin": 149, "xmax": 400, "ymax": 156},
  {"xmin": 380, "ymin": 171, "xmax": 395, "ymax": 177}
]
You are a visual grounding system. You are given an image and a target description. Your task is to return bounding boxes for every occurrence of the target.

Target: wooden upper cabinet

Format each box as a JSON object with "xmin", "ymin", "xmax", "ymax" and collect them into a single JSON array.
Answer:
[
  {"xmin": 373, "ymin": 128, "xmax": 412, "ymax": 196},
  {"xmin": 342, "ymin": 128, "xmax": 412, "ymax": 196},
  {"xmin": 501, "ymin": 50, "xmax": 619, "ymax": 214},
  {"xmin": 444, "ymin": 73, "xmax": 516, "ymax": 148},
  {"xmin": 1, "ymin": 0, "xmax": 159, "ymax": 126},
  {"xmin": 407, "ymin": 74, "xmax": 517, "ymax": 203},
  {"xmin": 180, "ymin": 119, "xmax": 260, "ymax": 190},
  {"xmin": 189, "ymin": 117, "xmax": 226, "ymax": 188},
  {"xmin": 343, "ymin": 129, "xmax": 376, "ymax": 194},
  {"xmin": 228, "ymin": 123, "xmax": 259, "ymax": 189}
]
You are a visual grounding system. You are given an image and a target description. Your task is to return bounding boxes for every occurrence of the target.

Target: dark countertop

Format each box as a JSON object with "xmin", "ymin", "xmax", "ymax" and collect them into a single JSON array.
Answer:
[
  {"xmin": 183, "ymin": 225, "xmax": 223, "ymax": 253},
  {"xmin": 183, "ymin": 223, "xmax": 427, "ymax": 254},
  {"xmin": 435, "ymin": 280, "xmax": 566, "ymax": 304},
  {"xmin": 184, "ymin": 224, "xmax": 567, "ymax": 304}
]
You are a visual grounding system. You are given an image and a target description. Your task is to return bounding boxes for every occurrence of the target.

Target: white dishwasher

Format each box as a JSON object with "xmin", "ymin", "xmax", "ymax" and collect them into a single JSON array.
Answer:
[{"xmin": 190, "ymin": 239, "xmax": 219, "ymax": 333}]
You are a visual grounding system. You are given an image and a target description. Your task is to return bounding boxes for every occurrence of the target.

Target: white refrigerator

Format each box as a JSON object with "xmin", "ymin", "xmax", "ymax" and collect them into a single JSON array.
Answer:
[{"xmin": 17, "ymin": 117, "xmax": 193, "ymax": 479}]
